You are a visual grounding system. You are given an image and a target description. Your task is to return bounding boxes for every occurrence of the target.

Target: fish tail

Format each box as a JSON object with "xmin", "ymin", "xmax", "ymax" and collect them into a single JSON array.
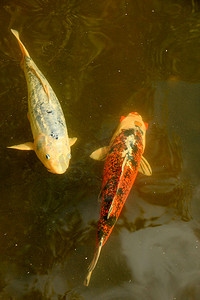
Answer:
[
  {"xmin": 11, "ymin": 29, "xmax": 30, "ymax": 65},
  {"xmin": 84, "ymin": 238, "xmax": 103, "ymax": 286}
]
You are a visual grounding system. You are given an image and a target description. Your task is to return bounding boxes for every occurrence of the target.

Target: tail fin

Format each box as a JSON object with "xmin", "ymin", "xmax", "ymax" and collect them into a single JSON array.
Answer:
[
  {"xmin": 11, "ymin": 29, "xmax": 30, "ymax": 64},
  {"xmin": 84, "ymin": 238, "xmax": 103, "ymax": 286}
]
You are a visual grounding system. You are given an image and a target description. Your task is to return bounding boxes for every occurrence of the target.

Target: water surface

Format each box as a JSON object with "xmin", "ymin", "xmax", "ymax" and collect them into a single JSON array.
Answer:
[{"xmin": 0, "ymin": 0, "xmax": 200, "ymax": 299}]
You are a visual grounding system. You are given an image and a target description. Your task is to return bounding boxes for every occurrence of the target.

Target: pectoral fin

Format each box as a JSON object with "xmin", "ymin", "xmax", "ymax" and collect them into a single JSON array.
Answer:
[
  {"xmin": 7, "ymin": 142, "xmax": 34, "ymax": 151},
  {"xmin": 90, "ymin": 146, "xmax": 109, "ymax": 161},
  {"xmin": 138, "ymin": 156, "xmax": 152, "ymax": 176},
  {"xmin": 69, "ymin": 137, "xmax": 77, "ymax": 146}
]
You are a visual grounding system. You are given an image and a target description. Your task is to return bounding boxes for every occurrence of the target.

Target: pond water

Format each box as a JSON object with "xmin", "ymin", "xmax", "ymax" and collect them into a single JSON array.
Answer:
[{"xmin": 0, "ymin": 0, "xmax": 200, "ymax": 299}]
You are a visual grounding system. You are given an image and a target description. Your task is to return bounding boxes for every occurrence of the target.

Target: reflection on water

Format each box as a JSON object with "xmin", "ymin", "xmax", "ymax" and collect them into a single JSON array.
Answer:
[{"xmin": 0, "ymin": 0, "xmax": 200, "ymax": 299}]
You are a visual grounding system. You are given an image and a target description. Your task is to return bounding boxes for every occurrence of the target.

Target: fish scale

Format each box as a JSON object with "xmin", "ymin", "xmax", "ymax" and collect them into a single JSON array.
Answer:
[
  {"xmin": 98, "ymin": 129, "xmax": 143, "ymax": 245},
  {"xmin": 24, "ymin": 57, "xmax": 67, "ymax": 140}
]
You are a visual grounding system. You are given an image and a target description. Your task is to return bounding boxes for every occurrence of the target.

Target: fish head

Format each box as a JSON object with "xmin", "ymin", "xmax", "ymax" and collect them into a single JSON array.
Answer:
[
  {"xmin": 129, "ymin": 112, "xmax": 148, "ymax": 131},
  {"xmin": 119, "ymin": 112, "xmax": 148, "ymax": 133},
  {"xmin": 34, "ymin": 135, "xmax": 71, "ymax": 174},
  {"xmin": 114, "ymin": 112, "xmax": 148, "ymax": 150}
]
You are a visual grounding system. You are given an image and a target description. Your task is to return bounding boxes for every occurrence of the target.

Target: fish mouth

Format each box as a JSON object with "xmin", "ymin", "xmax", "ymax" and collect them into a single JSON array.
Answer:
[
  {"xmin": 130, "ymin": 112, "xmax": 140, "ymax": 116},
  {"xmin": 129, "ymin": 112, "xmax": 143, "ymax": 120},
  {"xmin": 47, "ymin": 168, "xmax": 65, "ymax": 175},
  {"xmin": 45, "ymin": 155, "xmax": 69, "ymax": 174},
  {"xmin": 47, "ymin": 168, "xmax": 57, "ymax": 174}
]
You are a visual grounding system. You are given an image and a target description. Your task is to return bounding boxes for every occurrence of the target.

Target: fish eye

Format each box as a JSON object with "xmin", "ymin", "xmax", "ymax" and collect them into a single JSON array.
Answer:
[{"xmin": 46, "ymin": 154, "xmax": 50, "ymax": 160}]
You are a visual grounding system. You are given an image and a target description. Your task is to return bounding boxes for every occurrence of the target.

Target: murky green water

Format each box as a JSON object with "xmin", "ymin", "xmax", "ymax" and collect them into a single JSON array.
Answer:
[{"xmin": 0, "ymin": 0, "xmax": 200, "ymax": 299}]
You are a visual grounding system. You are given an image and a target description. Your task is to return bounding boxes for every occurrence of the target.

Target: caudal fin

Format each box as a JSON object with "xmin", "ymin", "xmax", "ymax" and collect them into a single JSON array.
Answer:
[
  {"xmin": 11, "ymin": 29, "xmax": 30, "ymax": 63},
  {"xmin": 84, "ymin": 238, "xmax": 103, "ymax": 286}
]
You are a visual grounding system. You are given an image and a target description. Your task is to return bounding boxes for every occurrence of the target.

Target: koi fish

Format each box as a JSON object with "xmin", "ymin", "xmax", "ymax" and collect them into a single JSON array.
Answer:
[
  {"xmin": 8, "ymin": 29, "xmax": 77, "ymax": 174},
  {"xmin": 84, "ymin": 112, "xmax": 152, "ymax": 286}
]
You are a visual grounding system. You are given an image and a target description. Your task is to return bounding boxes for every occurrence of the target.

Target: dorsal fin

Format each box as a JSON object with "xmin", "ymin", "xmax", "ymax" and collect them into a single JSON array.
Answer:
[{"xmin": 29, "ymin": 66, "xmax": 51, "ymax": 103}]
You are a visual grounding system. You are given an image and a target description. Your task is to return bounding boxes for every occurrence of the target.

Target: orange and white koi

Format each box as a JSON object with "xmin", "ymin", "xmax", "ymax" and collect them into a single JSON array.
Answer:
[
  {"xmin": 84, "ymin": 112, "xmax": 152, "ymax": 286},
  {"xmin": 8, "ymin": 29, "xmax": 77, "ymax": 174}
]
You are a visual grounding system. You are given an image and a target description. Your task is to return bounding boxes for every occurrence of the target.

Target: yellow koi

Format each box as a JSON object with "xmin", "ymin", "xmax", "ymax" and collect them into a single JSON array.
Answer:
[{"xmin": 8, "ymin": 29, "xmax": 77, "ymax": 174}]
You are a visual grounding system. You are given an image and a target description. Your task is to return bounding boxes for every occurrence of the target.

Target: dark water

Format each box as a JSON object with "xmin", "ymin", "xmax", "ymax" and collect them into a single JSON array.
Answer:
[{"xmin": 0, "ymin": 0, "xmax": 200, "ymax": 299}]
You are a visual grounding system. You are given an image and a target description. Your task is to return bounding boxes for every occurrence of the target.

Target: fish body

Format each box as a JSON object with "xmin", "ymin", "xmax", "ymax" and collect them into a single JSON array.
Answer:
[
  {"xmin": 84, "ymin": 112, "xmax": 152, "ymax": 285},
  {"xmin": 8, "ymin": 29, "xmax": 77, "ymax": 174}
]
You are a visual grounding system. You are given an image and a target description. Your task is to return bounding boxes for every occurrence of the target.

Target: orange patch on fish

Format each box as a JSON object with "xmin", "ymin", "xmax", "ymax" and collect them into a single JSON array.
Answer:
[{"xmin": 134, "ymin": 121, "xmax": 143, "ymax": 127}]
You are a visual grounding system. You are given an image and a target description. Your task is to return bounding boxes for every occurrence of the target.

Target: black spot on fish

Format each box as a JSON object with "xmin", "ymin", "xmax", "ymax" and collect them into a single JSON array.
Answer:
[
  {"xmin": 46, "ymin": 110, "xmax": 52, "ymax": 114},
  {"xmin": 50, "ymin": 132, "xmax": 59, "ymax": 140},
  {"xmin": 123, "ymin": 129, "xmax": 135, "ymax": 137},
  {"xmin": 135, "ymin": 125, "xmax": 144, "ymax": 135},
  {"xmin": 104, "ymin": 214, "xmax": 115, "ymax": 224},
  {"xmin": 97, "ymin": 228, "xmax": 105, "ymax": 241},
  {"xmin": 104, "ymin": 194, "xmax": 113, "ymax": 203},
  {"xmin": 58, "ymin": 119, "xmax": 64, "ymax": 127}
]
